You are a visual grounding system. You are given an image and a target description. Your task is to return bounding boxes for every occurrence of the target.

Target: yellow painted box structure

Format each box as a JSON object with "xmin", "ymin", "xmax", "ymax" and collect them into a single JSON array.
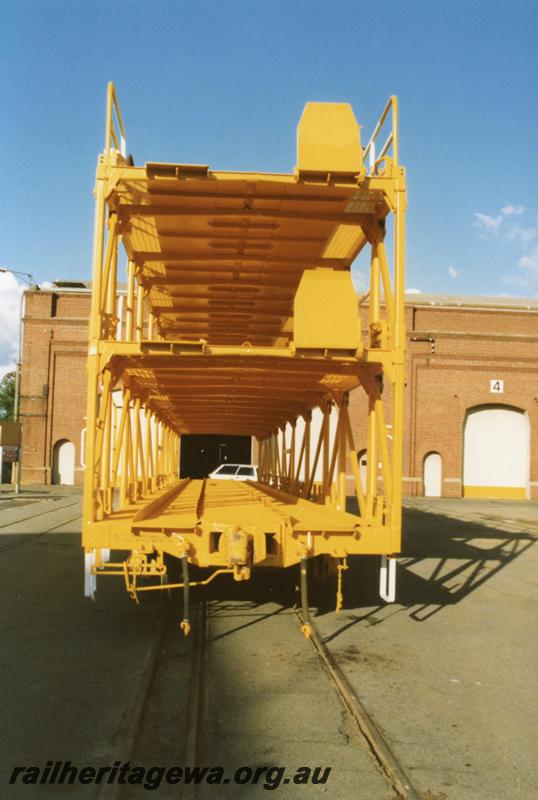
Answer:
[{"xmin": 82, "ymin": 84, "xmax": 407, "ymax": 611}]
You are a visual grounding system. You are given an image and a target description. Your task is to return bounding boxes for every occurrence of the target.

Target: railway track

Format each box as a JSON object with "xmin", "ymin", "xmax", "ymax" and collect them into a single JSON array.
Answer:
[
  {"xmin": 105, "ymin": 579, "xmax": 421, "ymax": 800},
  {"xmin": 294, "ymin": 608, "xmax": 421, "ymax": 800},
  {"xmin": 0, "ymin": 497, "xmax": 81, "ymax": 531},
  {"xmin": 0, "ymin": 502, "xmax": 82, "ymax": 554},
  {"xmin": 0, "ymin": 492, "xmax": 421, "ymax": 799},
  {"xmin": 103, "ymin": 597, "xmax": 208, "ymax": 800}
]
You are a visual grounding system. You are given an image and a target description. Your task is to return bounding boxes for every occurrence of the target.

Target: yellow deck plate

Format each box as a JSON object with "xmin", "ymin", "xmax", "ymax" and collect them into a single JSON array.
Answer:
[{"xmin": 130, "ymin": 479, "xmax": 360, "ymax": 535}]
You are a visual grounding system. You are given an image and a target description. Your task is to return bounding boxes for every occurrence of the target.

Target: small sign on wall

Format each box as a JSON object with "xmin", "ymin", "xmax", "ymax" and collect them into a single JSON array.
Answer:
[{"xmin": 490, "ymin": 379, "xmax": 504, "ymax": 394}]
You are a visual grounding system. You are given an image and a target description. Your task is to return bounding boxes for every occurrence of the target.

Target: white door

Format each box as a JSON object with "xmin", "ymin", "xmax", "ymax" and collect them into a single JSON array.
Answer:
[
  {"xmin": 53, "ymin": 440, "xmax": 75, "ymax": 485},
  {"xmin": 423, "ymin": 452, "xmax": 442, "ymax": 497},
  {"xmin": 463, "ymin": 406, "xmax": 529, "ymax": 498}
]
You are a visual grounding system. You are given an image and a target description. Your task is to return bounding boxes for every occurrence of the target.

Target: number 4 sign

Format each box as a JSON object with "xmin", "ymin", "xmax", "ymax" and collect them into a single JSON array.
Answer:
[{"xmin": 490, "ymin": 380, "xmax": 504, "ymax": 393}]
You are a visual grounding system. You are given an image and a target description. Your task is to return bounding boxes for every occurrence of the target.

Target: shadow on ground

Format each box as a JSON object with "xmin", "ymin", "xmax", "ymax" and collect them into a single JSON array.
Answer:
[
  {"xmin": 177, "ymin": 504, "xmax": 538, "ymax": 643},
  {"xmin": 315, "ymin": 504, "xmax": 536, "ymax": 645}
]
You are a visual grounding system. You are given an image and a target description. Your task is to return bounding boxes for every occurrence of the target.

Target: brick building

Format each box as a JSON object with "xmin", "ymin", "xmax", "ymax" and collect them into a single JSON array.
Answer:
[
  {"xmin": 19, "ymin": 284, "xmax": 92, "ymax": 487},
  {"xmin": 19, "ymin": 283, "xmax": 538, "ymax": 499},
  {"xmin": 350, "ymin": 294, "xmax": 538, "ymax": 499}
]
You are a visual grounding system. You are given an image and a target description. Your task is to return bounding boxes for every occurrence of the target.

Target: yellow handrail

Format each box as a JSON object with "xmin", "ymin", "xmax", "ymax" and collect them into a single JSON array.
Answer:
[
  {"xmin": 104, "ymin": 81, "xmax": 127, "ymax": 157},
  {"xmin": 362, "ymin": 95, "xmax": 398, "ymax": 173}
]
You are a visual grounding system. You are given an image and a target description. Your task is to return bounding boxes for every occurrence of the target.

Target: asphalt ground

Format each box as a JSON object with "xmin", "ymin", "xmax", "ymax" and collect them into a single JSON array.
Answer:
[
  {"xmin": 317, "ymin": 497, "xmax": 538, "ymax": 799},
  {"xmin": 0, "ymin": 488, "xmax": 536, "ymax": 799}
]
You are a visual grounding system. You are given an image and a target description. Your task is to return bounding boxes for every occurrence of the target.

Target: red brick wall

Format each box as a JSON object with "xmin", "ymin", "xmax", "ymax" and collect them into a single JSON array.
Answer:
[
  {"xmin": 348, "ymin": 302, "xmax": 538, "ymax": 499},
  {"xmin": 20, "ymin": 290, "xmax": 538, "ymax": 498},
  {"xmin": 20, "ymin": 291, "xmax": 89, "ymax": 486}
]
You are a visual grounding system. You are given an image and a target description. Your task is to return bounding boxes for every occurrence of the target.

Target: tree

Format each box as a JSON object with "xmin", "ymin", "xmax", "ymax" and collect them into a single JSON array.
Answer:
[{"xmin": 0, "ymin": 371, "xmax": 16, "ymax": 421}]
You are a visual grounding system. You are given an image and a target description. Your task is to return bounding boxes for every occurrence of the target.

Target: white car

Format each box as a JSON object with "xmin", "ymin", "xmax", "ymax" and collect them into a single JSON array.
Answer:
[{"xmin": 208, "ymin": 463, "xmax": 258, "ymax": 481}]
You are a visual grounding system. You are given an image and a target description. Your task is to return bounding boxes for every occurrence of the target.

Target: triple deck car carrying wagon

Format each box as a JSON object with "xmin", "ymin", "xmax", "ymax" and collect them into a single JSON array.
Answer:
[{"xmin": 83, "ymin": 83, "xmax": 407, "ymax": 636}]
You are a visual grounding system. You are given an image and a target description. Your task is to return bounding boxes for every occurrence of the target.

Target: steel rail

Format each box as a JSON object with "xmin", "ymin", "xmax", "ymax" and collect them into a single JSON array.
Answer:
[
  {"xmin": 0, "ymin": 511, "xmax": 83, "ymax": 553},
  {"xmin": 182, "ymin": 599, "xmax": 208, "ymax": 800},
  {"xmin": 294, "ymin": 609, "xmax": 421, "ymax": 800},
  {"xmin": 96, "ymin": 599, "xmax": 208, "ymax": 800},
  {"xmin": 95, "ymin": 606, "xmax": 171, "ymax": 800},
  {"xmin": 0, "ymin": 498, "xmax": 82, "ymax": 531}
]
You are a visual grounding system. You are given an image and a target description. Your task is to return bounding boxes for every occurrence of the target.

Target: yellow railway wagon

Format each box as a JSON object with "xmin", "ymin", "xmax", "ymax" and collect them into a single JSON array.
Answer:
[{"xmin": 83, "ymin": 84, "xmax": 407, "ymax": 636}]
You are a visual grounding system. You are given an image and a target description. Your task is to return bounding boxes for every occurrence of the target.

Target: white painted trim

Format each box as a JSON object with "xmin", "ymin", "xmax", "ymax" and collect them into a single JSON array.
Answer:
[
  {"xmin": 379, "ymin": 555, "xmax": 396, "ymax": 603},
  {"xmin": 84, "ymin": 551, "xmax": 96, "ymax": 600}
]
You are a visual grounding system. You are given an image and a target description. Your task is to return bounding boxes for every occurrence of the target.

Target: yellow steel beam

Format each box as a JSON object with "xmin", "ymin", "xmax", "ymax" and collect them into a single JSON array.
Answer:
[{"xmin": 83, "ymin": 84, "xmax": 406, "ymax": 604}]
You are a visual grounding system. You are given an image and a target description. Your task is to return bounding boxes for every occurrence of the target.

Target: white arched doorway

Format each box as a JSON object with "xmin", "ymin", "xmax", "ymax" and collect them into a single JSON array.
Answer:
[
  {"xmin": 463, "ymin": 406, "xmax": 530, "ymax": 499},
  {"xmin": 423, "ymin": 452, "xmax": 442, "ymax": 497},
  {"xmin": 52, "ymin": 440, "xmax": 75, "ymax": 485}
]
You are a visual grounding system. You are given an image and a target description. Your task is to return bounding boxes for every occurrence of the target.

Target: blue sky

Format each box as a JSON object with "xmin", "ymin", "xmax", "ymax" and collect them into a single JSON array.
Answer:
[{"xmin": 0, "ymin": 0, "xmax": 536, "ymax": 338}]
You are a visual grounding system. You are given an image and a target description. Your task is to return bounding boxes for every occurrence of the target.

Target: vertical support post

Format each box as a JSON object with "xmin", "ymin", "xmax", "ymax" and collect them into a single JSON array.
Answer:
[
  {"xmin": 105, "ymin": 220, "xmax": 118, "ymax": 337},
  {"xmin": 180, "ymin": 557, "xmax": 191, "ymax": 636},
  {"xmin": 326, "ymin": 407, "xmax": 342, "ymax": 506},
  {"xmin": 366, "ymin": 236, "xmax": 381, "ymax": 517},
  {"xmin": 153, "ymin": 418, "xmax": 159, "ymax": 486},
  {"xmin": 268, "ymin": 433, "xmax": 273, "ymax": 483},
  {"xmin": 83, "ymin": 155, "xmax": 107, "ymax": 532},
  {"xmin": 128, "ymin": 407, "xmax": 137, "ymax": 497},
  {"xmin": 111, "ymin": 396, "xmax": 127, "ymax": 488},
  {"xmin": 342, "ymin": 403, "xmax": 367, "ymax": 520},
  {"xmin": 391, "ymin": 179, "xmax": 406, "ymax": 551},
  {"xmin": 337, "ymin": 397, "xmax": 348, "ymax": 511},
  {"xmin": 165, "ymin": 427, "xmax": 172, "ymax": 479},
  {"xmin": 299, "ymin": 557, "xmax": 312, "ymax": 639},
  {"xmin": 120, "ymin": 389, "xmax": 132, "ymax": 507},
  {"xmin": 137, "ymin": 402, "xmax": 147, "ymax": 495},
  {"xmin": 379, "ymin": 555, "xmax": 397, "ymax": 602},
  {"xmin": 274, "ymin": 428, "xmax": 282, "ymax": 487},
  {"xmin": 161, "ymin": 427, "xmax": 167, "ymax": 480},
  {"xmin": 366, "ymin": 387, "xmax": 378, "ymax": 517},
  {"xmin": 378, "ymin": 240, "xmax": 394, "ymax": 331},
  {"xmin": 146, "ymin": 409, "xmax": 155, "ymax": 492},
  {"xmin": 261, "ymin": 437, "xmax": 268, "ymax": 483},
  {"xmin": 305, "ymin": 407, "xmax": 325, "ymax": 500},
  {"xmin": 111, "ymin": 397, "xmax": 119, "ymax": 482},
  {"xmin": 322, "ymin": 401, "xmax": 331, "ymax": 503},
  {"xmin": 375, "ymin": 392, "xmax": 393, "ymax": 507},
  {"xmin": 135, "ymin": 279, "xmax": 144, "ymax": 343},
  {"xmin": 369, "ymin": 240, "xmax": 381, "ymax": 332},
  {"xmin": 99, "ymin": 214, "xmax": 117, "ymax": 318},
  {"xmin": 257, "ymin": 437, "xmax": 263, "ymax": 481},
  {"xmin": 126, "ymin": 260, "xmax": 135, "ymax": 341},
  {"xmin": 264, "ymin": 437, "xmax": 268, "ymax": 482},
  {"xmin": 116, "ymin": 294, "xmax": 124, "ymax": 341},
  {"xmin": 133, "ymin": 397, "xmax": 141, "ymax": 499},
  {"xmin": 101, "ymin": 371, "xmax": 113, "ymax": 514},
  {"xmin": 303, "ymin": 411, "xmax": 311, "ymax": 495},
  {"xmin": 154, "ymin": 419, "xmax": 161, "ymax": 486},
  {"xmin": 289, "ymin": 420, "xmax": 296, "ymax": 492},
  {"xmin": 280, "ymin": 427, "xmax": 287, "ymax": 486}
]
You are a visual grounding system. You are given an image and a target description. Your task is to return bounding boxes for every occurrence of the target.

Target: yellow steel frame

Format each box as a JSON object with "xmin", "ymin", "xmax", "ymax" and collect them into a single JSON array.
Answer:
[{"xmin": 83, "ymin": 84, "xmax": 406, "ymax": 606}]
